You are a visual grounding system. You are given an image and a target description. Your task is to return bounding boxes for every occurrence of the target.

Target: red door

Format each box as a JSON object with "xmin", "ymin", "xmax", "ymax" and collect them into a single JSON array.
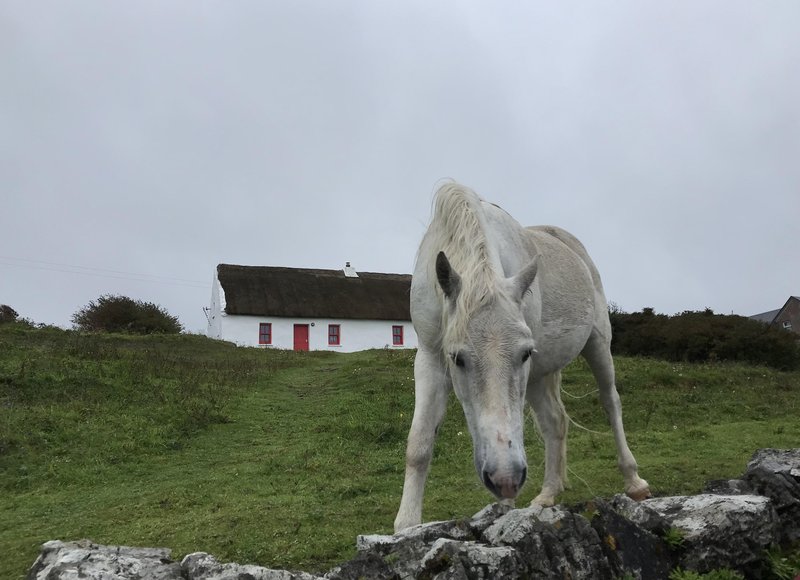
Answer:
[{"xmin": 293, "ymin": 324, "xmax": 309, "ymax": 351}]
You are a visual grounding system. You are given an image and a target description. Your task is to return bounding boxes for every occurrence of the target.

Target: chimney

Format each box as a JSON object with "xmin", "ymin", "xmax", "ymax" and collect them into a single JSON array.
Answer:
[{"xmin": 343, "ymin": 262, "xmax": 359, "ymax": 278}]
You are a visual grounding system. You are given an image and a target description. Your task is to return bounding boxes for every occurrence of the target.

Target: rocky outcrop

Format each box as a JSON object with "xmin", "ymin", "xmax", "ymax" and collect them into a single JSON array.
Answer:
[
  {"xmin": 27, "ymin": 540, "xmax": 184, "ymax": 580},
  {"xmin": 27, "ymin": 448, "xmax": 800, "ymax": 580},
  {"xmin": 643, "ymin": 494, "xmax": 778, "ymax": 574},
  {"xmin": 27, "ymin": 542, "xmax": 324, "ymax": 580}
]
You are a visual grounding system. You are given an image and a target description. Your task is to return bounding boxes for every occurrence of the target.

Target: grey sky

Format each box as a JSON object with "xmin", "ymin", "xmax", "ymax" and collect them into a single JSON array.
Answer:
[{"xmin": 2, "ymin": 1, "xmax": 799, "ymax": 332}]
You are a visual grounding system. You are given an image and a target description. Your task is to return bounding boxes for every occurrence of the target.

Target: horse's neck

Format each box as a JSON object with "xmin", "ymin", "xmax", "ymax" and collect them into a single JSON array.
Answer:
[
  {"xmin": 471, "ymin": 201, "xmax": 505, "ymax": 275},
  {"xmin": 478, "ymin": 201, "xmax": 530, "ymax": 279}
]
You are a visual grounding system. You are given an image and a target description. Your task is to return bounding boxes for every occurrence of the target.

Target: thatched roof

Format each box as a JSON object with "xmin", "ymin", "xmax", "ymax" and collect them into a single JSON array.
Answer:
[{"xmin": 217, "ymin": 264, "xmax": 412, "ymax": 320}]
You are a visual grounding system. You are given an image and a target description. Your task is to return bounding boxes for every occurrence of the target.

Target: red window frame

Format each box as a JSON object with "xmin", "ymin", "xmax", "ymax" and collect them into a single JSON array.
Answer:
[
  {"xmin": 258, "ymin": 322, "xmax": 272, "ymax": 345},
  {"xmin": 392, "ymin": 325, "xmax": 404, "ymax": 346},
  {"xmin": 328, "ymin": 324, "xmax": 341, "ymax": 346}
]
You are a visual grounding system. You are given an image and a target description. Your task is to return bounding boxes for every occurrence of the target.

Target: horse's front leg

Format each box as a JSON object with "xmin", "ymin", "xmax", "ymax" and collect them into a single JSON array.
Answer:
[
  {"xmin": 394, "ymin": 348, "xmax": 449, "ymax": 532},
  {"xmin": 527, "ymin": 371, "xmax": 568, "ymax": 507}
]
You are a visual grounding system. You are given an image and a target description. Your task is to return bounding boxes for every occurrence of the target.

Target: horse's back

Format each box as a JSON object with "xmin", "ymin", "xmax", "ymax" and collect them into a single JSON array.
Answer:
[
  {"xmin": 526, "ymin": 225, "xmax": 604, "ymax": 291},
  {"xmin": 522, "ymin": 225, "xmax": 610, "ymax": 374},
  {"xmin": 524, "ymin": 225, "xmax": 608, "ymax": 304}
]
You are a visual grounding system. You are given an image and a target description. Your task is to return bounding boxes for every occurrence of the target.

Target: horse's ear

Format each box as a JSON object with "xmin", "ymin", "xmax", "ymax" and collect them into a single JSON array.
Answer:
[
  {"xmin": 436, "ymin": 251, "xmax": 461, "ymax": 300},
  {"xmin": 511, "ymin": 255, "xmax": 540, "ymax": 303}
]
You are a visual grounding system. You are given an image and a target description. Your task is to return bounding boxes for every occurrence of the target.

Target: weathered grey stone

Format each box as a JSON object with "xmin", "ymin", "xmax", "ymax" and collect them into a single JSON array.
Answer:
[
  {"xmin": 356, "ymin": 533, "xmax": 402, "ymax": 553},
  {"xmin": 418, "ymin": 538, "xmax": 522, "ymax": 580},
  {"xmin": 26, "ymin": 539, "xmax": 183, "ymax": 580},
  {"xmin": 483, "ymin": 504, "xmax": 614, "ymax": 579},
  {"xmin": 358, "ymin": 519, "xmax": 474, "ymax": 555},
  {"xmin": 588, "ymin": 498, "xmax": 674, "ymax": 580},
  {"xmin": 481, "ymin": 504, "xmax": 546, "ymax": 545},
  {"xmin": 324, "ymin": 552, "xmax": 399, "ymax": 580},
  {"xmin": 742, "ymin": 448, "xmax": 800, "ymax": 544},
  {"xmin": 747, "ymin": 448, "xmax": 800, "ymax": 476},
  {"xmin": 704, "ymin": 478, "xmax": 753, "ymax": 495},
  {"xmin": 182, "ymin": 552, "xmax": 322, "ymax": 579},
  {"xmin": 355, "ymin": 518, "xmax": 477, "ymax": 579},
  {"xmin": 644, "ymin": 494, "xmax": 779, "ymax": 574},
  {"xmin": 606, "ymin": 494, "xmax": 669, "ymax": 534},
  {"xmin": 467, "ymin": 502, "xmax": 513, "ymax": 536}
]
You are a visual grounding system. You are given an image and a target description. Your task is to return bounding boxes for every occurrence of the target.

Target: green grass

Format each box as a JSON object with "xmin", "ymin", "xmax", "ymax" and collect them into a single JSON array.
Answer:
[{"xmin": 2, "ymin": 323, "xmax": 799, "ymax": 579}]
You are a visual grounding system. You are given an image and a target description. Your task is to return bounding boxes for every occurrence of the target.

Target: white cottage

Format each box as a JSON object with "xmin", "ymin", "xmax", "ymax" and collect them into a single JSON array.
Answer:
[{"xmin": 206, "ymin": 263, "xmax": 418, "ymax": 352}]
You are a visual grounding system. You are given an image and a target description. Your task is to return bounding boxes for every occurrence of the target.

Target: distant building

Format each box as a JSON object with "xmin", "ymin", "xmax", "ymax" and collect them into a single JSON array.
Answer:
[
  {"xmin": 207, "ymin": 263, "xmax": 417, "ymax": 352},
  {"xmin": 750, "ymin": 296, "xmax": 800, "ymax": 335}
]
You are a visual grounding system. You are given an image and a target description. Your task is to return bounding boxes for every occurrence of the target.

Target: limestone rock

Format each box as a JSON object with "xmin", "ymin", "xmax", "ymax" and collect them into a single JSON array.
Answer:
[
  {"xmin": 703, "ymin": 478, "xmax": 753, "ymax": 495},
  {"xmin": 418, "ymin": 538, "xmax": 522, "ymax": 579},
  {"xmin": 587, "ymin": 497, "xmax": 674, "ymax": 580},
  {"xmin": 324, "ymin": 552, "xmax": 400, "ymax": 580},
  {"xmin": 742, "ymin": 448, "xmax": 800, "ymax": 544},
  {"xmin": 605, "ymin": 494, "xmax": 669, "ymax": 534},
  {"xmin": 182, "ymin": 552, "xmax": 323, "ymax": 580},
  {"xmin": 26, "ymin": 539, "xmax": 183, "ymax": 580},
  {"xmin": 483, "ymin": 504, "xmax": 614, "ymax": 579},
  {"xmin": 355, "ymin": 518, "xmax": 476, "ymax": 579},
  {"xmin": 466, "ymin": 502, "xmax": 513, "ymax": 536},
  {"xmin": 644, "ymin": 494, "xmax": 779, "ymax": 574}
]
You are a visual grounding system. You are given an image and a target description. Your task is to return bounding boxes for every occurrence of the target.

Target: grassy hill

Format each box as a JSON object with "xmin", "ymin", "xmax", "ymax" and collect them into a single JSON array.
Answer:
[{"xmin": 2, "ymin": 323, "xmax": 799, "ymax": 578}]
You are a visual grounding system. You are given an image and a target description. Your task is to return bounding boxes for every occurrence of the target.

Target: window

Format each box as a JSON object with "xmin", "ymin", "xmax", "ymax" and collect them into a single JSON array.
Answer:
[
  {"xmin": 392, "ymin": 325, "xmax": 404, "ymax": 346},
  {"xmin": 783, "ymin": 321, "xmax": 793, "ymax": 330},
  {"xmin": 328, "ymin": 324, "xmax": 341, "ymax": 346},
  {"xmin": 258, "ymin": 323, "xmax": 272, "ymax": 345}
]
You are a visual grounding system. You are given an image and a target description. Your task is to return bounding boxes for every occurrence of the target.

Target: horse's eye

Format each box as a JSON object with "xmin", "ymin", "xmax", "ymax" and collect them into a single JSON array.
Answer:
[
  {"xmin": 451, "ymin": 353, "xmax": 465, "ymax": 367},
  {"xmin": 522, "ymin": 349, "xmax": 533, "ymax": 363}
]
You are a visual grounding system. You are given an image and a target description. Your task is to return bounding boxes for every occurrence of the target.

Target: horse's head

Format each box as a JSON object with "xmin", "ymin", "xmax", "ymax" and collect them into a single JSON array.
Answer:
[{"xmin": 436, "ymin": 251, "xmax": 539, "ymax": 500}]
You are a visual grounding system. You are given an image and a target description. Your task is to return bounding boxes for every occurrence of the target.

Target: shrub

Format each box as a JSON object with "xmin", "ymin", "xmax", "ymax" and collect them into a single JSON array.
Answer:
[
  {"xmin": 71, "ymin": 295, "xmax": 183, "ymax": 334},
  {"xmin": 610, "ymin": 307, "xmax": 800, "ymax": 370},
  {"xmin": 0, "ymin": 305, "xmax": 18, "ymax": 323}
]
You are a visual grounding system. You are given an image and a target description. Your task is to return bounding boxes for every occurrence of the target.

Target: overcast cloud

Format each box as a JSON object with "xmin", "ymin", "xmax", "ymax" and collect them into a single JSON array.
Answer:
[{"xmin": 2, "ymin": 1, "xmax": 799, "ymax": 332}]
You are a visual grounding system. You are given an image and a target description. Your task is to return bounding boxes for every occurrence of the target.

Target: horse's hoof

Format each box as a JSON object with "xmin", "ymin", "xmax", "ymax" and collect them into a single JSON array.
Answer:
[
  {"xmin": 628, "ymin": 488, "xmax": 652, "ymax": 501},
  {"xmin": 394, "ymin": 516, "xmax": 421, "ymax": 533},
  {"xmin": 531, "ymin": 494, "xmax": 556, "ymax": 507},
  {"xmin": 626, "ymin": 480, "xmax": 652, "ymax": 502}
]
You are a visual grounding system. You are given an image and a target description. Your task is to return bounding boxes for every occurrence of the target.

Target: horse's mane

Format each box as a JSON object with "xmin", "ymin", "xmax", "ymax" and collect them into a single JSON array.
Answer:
[{"xmin": 424, "ymin": 182, "xmax": 500, "ymax": 345}]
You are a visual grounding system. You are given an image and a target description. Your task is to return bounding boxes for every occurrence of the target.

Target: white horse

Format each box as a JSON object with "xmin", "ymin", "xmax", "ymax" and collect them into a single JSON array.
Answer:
[{"xmin": 394, "ymin": 182, "xmax": 650, "ymax": 532}]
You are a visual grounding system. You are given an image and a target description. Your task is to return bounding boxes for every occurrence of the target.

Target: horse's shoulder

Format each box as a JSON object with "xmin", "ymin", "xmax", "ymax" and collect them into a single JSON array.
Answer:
[
  {"xmin": 525, "ymin": 225, "xmax": 588, "ymax": 256},
  {"xmin": 524, "ymin": 225, "xmax": 602, "ymax": 289}
]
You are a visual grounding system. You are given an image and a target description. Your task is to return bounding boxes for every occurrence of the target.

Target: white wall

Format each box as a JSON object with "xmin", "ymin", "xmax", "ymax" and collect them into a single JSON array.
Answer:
[
  {"xmin": 216, "ymin": 313, "xmax": 418, "ymax": 352},
  {"xmin": 206, "ymin": 275, "xmax": 223, "ymax": 339}
]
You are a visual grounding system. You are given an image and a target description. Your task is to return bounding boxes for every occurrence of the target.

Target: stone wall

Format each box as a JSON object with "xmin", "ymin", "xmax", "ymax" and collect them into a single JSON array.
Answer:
[{"xmin": 27, "ymin": 448, "xmax": 800, "ymax": 580}]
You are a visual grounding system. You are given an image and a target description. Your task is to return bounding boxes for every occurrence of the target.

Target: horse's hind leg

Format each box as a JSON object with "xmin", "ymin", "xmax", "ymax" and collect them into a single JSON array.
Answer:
[
  {"xmin": 582, "ymin": 332, "xmax": 650, "ymax": 501},
  {"xmin": 394, "ymin": 348, "xmax": 450, "ymax": 532},
  {"xmin": 527, "ymin": 371, "xmax": 569, "ymax": 506}
]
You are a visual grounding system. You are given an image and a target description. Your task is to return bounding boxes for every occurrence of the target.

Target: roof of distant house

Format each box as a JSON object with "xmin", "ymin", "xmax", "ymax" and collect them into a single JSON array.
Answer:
[
  {"xmin": 216, "ymin": 264, "xmax": 412, "ymax": 321},
  {"xmin": 750, "ymin": 308, "xmax": 781, "ymax": 324},
  {"xmin": 749, "ymin": 296, "xmax": 800, "ymax": 324}
]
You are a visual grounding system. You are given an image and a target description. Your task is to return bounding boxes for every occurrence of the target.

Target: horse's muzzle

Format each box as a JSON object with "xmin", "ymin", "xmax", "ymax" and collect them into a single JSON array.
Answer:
[{"xmin": 482, "ymin": 466, "xmax": 527, "ymax": 499}]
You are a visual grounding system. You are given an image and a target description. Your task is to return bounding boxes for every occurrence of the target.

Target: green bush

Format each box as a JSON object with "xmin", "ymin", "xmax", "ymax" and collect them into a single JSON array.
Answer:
[
  {"xmin": 610, "ymin": 307, "xmax": 800, "ymax": 370},
  {"xmin": 71, "ymin": 294, "xmax": 183, "ymax": 334},
  {"xmin": 0, "ymin": 304, "xmax": 18, "ymax": 323}
]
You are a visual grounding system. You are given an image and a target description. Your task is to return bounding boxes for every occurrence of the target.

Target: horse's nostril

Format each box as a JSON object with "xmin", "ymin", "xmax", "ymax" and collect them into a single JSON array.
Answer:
[
  {"xmin": 520, "ymin": 467, "xmax": 527, "ymax": 488},
  {"xmin": 482, "ymin": 470, "xmax": 499, "ymax": 496}
]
